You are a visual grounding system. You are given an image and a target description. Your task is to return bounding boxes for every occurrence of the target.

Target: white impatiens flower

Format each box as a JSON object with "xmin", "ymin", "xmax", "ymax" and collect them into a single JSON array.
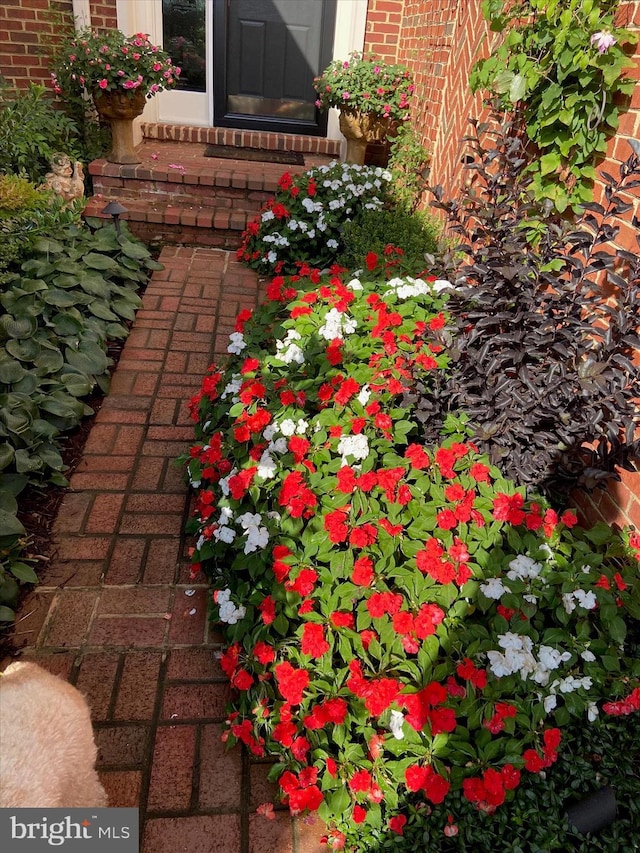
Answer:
[
  {"xmin": 275, "ymin": 329, "xmax": 305, "ymax": 365},
  {"xmin": 221, "ymin": 374, "xmax": 242, "ymax": 400},
  {"xmin": 326, "ymin": 238, "xmax": 338, "ymax": 249},
  {"xmin": 296, "ymin": 419, "xmax": 309, "ymax": 434},
  {"xmin": 227, "ymin": 332, "xmax": 246, "ymax": 354},
  {"xmin": 261, "ymin": 210, "xmax": 275, "ymax": 222},
  {"xmin": 216, "ymin": 588, "xmax": 246, "ymax": 625},
  {"xmin": 257, "ymin": 450, "xmax": 277, "ymax": 479},
  {"xmin": 581, "ymin": 650, "xmax": 596, "ymax": 663},
  {"xmin": 543, "ymin": 694, "xmax": 558, "ymax": 713},
  {"xmin": 337, "ymin": 434, "xmax": 370, "ymax": 466},
  {"xmin": 562, "ymin": 588, "xmax": 597, "ymax": 614},
  {"xmin": 318, "ymin": 307, "xmax": 357, "ymax": 341},
  {"xmin": 432, "ymin": 279, "xmax": 453, "ymax": 292},
  {"xmin": 388, "ymin": 710, "xmax": 405, "ymax": 740},
  {"xmin": 219, "ymin": 468, "xmax": 237, "ymax": 497},
  {"xmin": 279, "ymin": 419, "xmax": 297, "ymax": 437},
  {"xmin": 587, "ymin": 702, "xmax": 599, "ymax": 722},
  {"xmin": 347, "ymin": 277, "xmax": 363, "ymax": 291},
  {"xmin": 480, "ymin": 577, "xmax": 508, "ymax": 600},
  {"xmin": 357, "ymin": 384, "xmax": 371, "ymax": 406},
  {"xmin": 214, "ymin": 525, "xmax": 236, "ymax": 544},
  {"xmin": 236, "ymin": 511, "xmax": 269, "ymax": 554},
  {"xmin": 507, "ymin": 554, "xmax": 542, "ymax": 582}
]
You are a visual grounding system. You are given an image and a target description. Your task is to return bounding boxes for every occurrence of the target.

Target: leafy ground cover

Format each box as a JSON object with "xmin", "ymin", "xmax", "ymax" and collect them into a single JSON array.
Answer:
[
  {"xmin": 0, "ymin": 213, "xmax": 160, "ymax": 622},
  {"xmin": 184, "ymin": 256, "xmax": 640, "ymax": 850}
]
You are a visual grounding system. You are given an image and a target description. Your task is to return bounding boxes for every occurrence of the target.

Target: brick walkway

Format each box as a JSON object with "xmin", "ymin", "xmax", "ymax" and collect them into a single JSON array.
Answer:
[{"xmin": 9, "ymin": 247, "xmax": 324, "ymax": 853}]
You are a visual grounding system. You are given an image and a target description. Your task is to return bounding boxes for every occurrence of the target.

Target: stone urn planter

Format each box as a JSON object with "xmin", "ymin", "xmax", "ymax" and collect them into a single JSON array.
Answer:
[
  {"xmin": 93, "ymin": 89, "xmax": 147, "ymax": 165},
  {"xmin": 339, "ymin": 108, "xmax": 400, "ymax": 166}
]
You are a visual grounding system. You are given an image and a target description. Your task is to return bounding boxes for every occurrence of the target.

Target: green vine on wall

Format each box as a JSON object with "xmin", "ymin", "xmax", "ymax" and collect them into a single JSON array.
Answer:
[{"xmin": 470, "ymin": 0, "xmax": 637, "ymax": 211}]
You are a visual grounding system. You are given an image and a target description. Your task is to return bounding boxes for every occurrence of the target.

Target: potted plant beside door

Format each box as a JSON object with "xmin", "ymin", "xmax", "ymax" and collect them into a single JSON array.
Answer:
[
  {"xmin": 313, "ymin": 52, "xmax": 414, "ymax": 165},
  {"xmin": 51, "ymin": 29, "xmax": 181, "ymax": 164}
]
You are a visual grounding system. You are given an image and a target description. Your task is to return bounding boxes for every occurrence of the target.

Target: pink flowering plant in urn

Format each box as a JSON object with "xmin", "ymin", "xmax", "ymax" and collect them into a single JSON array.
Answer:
[
  {"xmin": 183, "ymin": 248, "xmax": 640, "ymax": 850},
  {"xmin": 50, "ymin": 28, "xmax": 180, "ymax": 100},
  {"xmin": 313, "ymin": 52, "xmax": 414, "ymax": 121}
]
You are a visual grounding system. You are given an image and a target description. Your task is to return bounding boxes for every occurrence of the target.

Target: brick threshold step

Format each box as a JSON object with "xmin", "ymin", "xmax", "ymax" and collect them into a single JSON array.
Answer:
[{"xmin": 84, "ymin": 196, "xmax": 249, "ymax": 249}]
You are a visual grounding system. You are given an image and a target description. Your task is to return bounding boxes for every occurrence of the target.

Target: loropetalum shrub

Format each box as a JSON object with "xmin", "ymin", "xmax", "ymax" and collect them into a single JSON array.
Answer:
[
  {"xmin": 184, "ymin": 257, "xmax": 640, "ymax": 850},
  {"xmin": 236, "ymin": 162, "xmax": 390, "ymax": 276},
  {"xmin": 419, "ymin": 118, "xmax": 640, "ymax": 499}
]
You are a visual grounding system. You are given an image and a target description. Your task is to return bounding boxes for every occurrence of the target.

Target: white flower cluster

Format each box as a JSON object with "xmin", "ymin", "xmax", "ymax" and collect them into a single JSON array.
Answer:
[
  {"xmin": 337, "ymin": 433, "xmax": 369, "ymax": 466},
  {"xmin": 480, "ymin": 554, "xmax": 547, "ymax": 601},
  {"xmin": 388, "ymin": 709, "xmax": 405, "ymax": 740},
  {"xmin": 256, "ymin": 419, "xmax": 308, "ymax": 480},
  {"xmin": 318, "ymin": 307, "xmax": 358, "ymax": 341},
  {"xmin": 236, "ymin": 511, "xmax": 269, "ymax": 554},
  {"xmin": 262, "ymin": 232, "xmax": 290, "ymax": 248},
  {"xmin": 486, "ymin": 632, "xmax": 572, "ymax": 686},
  {"xmin": 386, "ymin": 276, "xmax": 452, "ymax": 300},
  {"xmin": 275, "ymin": 329, "xmax": 305, "ymax": 365},
  {"xmin": 561, "ymin": 588, "xmax": 597, "ymax": 614},
  {"xmin": 216, "ymin": 588, "xmax": 246, "ymax": 625},
  {"xmin": 227, "ymin": 332, "xmax": 246, "ymax": 355},
  {"xmin": 213, "ymin": 506, "xmax": 236, "ymax": 544},
  {"xmin": 221, "ymin": 374, "xmax": 242, "ymax": 401}
]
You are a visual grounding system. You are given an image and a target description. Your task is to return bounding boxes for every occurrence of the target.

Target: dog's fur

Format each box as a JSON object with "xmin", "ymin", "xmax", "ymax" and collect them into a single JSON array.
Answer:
[{"xmin": 0, "ymin": 661, "xmax": 108, "ymax": 808}]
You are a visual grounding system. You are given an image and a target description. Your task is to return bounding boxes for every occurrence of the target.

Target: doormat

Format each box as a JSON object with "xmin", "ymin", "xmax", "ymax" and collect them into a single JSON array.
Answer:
[{"xmin": 204, "ymin": 144, "xmax": 304, "ymax": 165}]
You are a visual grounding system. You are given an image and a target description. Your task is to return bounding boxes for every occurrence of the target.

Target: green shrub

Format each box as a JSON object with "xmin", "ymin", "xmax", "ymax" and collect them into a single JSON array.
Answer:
[
  {"xmin": 338, "ymin": 206, "xmax": 443, "ymax": 276},
  {"xmin": 387, "ymin": 122, "xmax": 431, "ymax": 213},
  {"xmin": 0, "ymin": 174, "xmax": 46, "ymax": 215},
  {"xmin": 0, "ymin": 83, "xmax": 80, "ymax": 183}
]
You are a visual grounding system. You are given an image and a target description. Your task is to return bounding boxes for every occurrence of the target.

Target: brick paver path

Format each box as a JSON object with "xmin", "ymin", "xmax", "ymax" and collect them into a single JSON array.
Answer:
[{"xmin": 10, "ymin": 248, "xmax": 324, "ymax": 853}]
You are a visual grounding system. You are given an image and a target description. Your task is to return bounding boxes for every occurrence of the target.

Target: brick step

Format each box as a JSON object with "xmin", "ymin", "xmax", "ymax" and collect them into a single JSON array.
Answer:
[
  {"xmin": 141, "ymin": 122, "xmax": 342, "ymax": 157},
  {"xmin": 84, "ymin": 196, "xmax": 249, "ymax": 250}
]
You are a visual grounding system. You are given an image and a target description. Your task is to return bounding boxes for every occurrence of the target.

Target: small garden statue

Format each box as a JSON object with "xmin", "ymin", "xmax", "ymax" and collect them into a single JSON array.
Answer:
[{"xmin": 42, "ymin": 153, "xmax": 85, "ymax": 205}]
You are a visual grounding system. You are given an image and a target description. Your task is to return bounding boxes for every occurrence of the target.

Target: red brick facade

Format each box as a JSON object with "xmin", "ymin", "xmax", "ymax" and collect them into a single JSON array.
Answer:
[{"xmin": 0, "ymin": 0, "xmax": 117, "ymax": 90}]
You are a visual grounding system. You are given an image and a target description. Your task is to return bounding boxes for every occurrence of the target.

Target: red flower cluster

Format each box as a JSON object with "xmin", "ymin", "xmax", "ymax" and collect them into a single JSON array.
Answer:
[
  {"xmin": 279, "ymin": 767, "xmax": 323, "ymax": 814},
  {"xmin": 405, "ymin": 763, "xmax": 450, "ymax": 804},
  {"xmin": 303, "ymin": 696, "xmax": 348, "ymax": 729},
  {"xmin": 483, "ymin": 701, "xmax": 517, "ymax": 734},
  {"xmin": 462, "ymin": 764, "xmax": 520, "ymax": 811},
  {"xmin": 275, "ymin": 661, "xmax": 310, "ymax": 705},
  {"xmin": 403, "ymin": 682, "xmax": 456, "ymax": 734},
  {"xmin": 347, "ymin": 660, "xmax": 402, "ymax": 716},
  {"xmin": 230, "ymin": 718, "xmax": 265, "ymax": 756},
  {"xmin": 416, "ymin": 537, "xmax": 471, "ymax": 586},
  {"xmin": 278, "ymin": 470, "xmax": 317, "ymax": 518},
  {"xmin": 602, "ymin": 686, "xmax": 640, "ymax": 716},
  {"xmin": 522, "ymin": 727, "xmax": 562, "ymax": 772},
  {"xmin": 301, "ymin": 622, "xmax": 330, "ymax": 658}
]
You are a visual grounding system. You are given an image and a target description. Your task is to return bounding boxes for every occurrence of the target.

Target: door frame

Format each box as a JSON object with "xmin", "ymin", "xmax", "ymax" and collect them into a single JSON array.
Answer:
[{"xmin": 115, "ymin": 0, "xmax": 368, "ymax": 139}]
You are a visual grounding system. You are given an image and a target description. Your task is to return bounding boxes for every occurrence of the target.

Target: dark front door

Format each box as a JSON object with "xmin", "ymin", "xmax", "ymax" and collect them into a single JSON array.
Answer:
[{"xmin": 213, "ymin": 0, "xmax": 336, "ymax": 135}]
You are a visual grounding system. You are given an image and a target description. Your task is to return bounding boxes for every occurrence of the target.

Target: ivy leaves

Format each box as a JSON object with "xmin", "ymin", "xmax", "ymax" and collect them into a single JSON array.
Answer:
[{"xmin": 470, "ymin": 0, "xmax": 637, "ymax": 211}]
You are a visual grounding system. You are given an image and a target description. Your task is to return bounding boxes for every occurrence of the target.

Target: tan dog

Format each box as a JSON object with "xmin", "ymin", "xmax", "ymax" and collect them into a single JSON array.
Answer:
[{"xmin": 0, "ymin": 661, "xmax": 108, "ymax": 808}]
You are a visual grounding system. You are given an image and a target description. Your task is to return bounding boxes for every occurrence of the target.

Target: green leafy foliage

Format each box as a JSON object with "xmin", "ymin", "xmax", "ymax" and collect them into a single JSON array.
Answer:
[
  {"xmin": 0, "ymin": 83, "xmax": 80, "ymax": 183},
  {"xmin": 338, "ymin": 207, "xmax": 442, "ymax": 276},
  {"xmin": 470, "ymin": 0, "xmax": 637, "ymax": 211},
  {"xmin": 0, "ymin": 219, "xmax": 160, "ymax": 620},
  {"xmin": 418, "ymin": 117, "xmax": 640, "ymax": 499}
]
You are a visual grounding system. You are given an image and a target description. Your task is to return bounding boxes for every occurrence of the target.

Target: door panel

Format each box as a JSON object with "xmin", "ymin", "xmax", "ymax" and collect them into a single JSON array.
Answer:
[{"xmin": 214, "ymin": 0, "xmax": 336, "ymax": 134}]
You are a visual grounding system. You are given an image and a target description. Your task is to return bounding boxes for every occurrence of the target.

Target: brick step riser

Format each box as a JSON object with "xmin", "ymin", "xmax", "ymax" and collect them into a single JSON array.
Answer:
[
  {"xmin": 126, "ymin": 220, "xmax": 241, "ymax": 250},
  {"xmin": 141, "ymin": 122, "xmax": 342, "ymax": 157},
  {"xmin": 91, "ymin": 178, "xmax": 270, "ymax": 214}
]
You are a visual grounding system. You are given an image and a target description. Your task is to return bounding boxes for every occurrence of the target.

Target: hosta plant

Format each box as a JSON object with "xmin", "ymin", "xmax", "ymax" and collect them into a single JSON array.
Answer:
[
  {"xmin": 420, "ymin": 117, "xmax": 640, "ymax": 499},
  {"xmin": 0, "ymin": 218, "xmax": 161, "ymax": 620},
  {"xmin": 184, "ymin": 256, "xmax": 640, "ymax": 850},
  {"xmin": 236, "ymin": 162, "xmax": 391, "ymax": 276}
]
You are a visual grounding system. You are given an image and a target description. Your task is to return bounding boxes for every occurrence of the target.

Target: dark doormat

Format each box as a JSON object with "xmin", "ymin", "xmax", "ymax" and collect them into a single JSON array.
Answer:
[{"xmin": 204, "ymin": 144, "xmax": 304, "ymax": 165}]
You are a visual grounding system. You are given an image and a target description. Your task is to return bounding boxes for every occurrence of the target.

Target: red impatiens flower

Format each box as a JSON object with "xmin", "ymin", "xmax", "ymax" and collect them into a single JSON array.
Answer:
[
  {"xmin": 352, "ymin": 555, "xmax": 374, "ymax": 586},
  {"xmin": 330, "ymin": 611, "xmax": 355, "ymax": 628},
  {"xmin": 279, "ymin": 470, "xmax": 317, "ymax": 518},
  {"xmin": 334, "ymin": 377, "xmax": 360, "ymax": 406},
  {"xmin": 324, "ymin": 507, "xmax": 350, "ymax": 543},
  {"xmin": 285, "ymin": 567, "xmax": 318, "ymax": 597},
  {"xmin": 258, "ymin": 595, "xmax": 276, "ymax": 625},
  {"xmin": 301, "ymin": 622, "xmax": 330, "ymax": 658},
  {"xmin": 275, "ymin": 662, "xmax": 310, "ymax": 705},
  {"xmin": 405, "ymin": 443, "xmax": 430, "ymax": 469},
  {"xmin": 388, "ymin": 814, "xmax": 407, "ymax": 835},
  {"xmin": 492, "ymin": 492, "xmax": 526, "ymax": 526},
  {"xmin": 253, "ymin": 641, "xmax": 275, "ymax": 665}
]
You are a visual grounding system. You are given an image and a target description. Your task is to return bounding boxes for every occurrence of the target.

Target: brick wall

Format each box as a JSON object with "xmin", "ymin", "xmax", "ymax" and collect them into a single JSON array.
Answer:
[
  {"xmin": 0, "ymin": 0, "xmax": 73, "ymax": 90},
  {"xmin": 364, "ymin": 0, "xmax": 404, "ymax": 62},
  {"xmin": 0, "ymin": 0, "xmax": 119, "ymax": 90}
]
